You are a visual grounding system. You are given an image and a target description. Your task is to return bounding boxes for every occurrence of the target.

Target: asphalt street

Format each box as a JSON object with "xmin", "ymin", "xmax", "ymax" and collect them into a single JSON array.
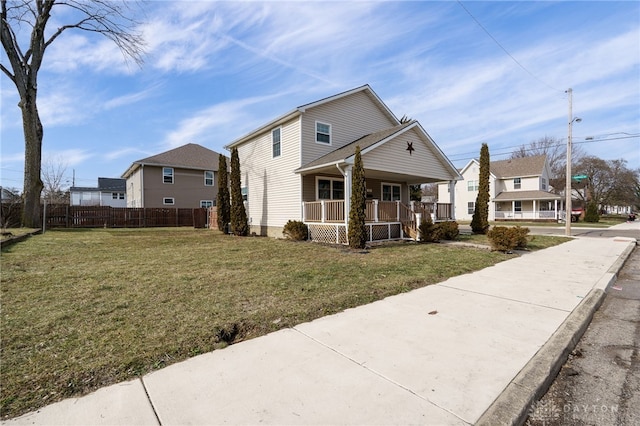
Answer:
[{"xmin": 526, "ymin": 244, "xmax": 639, "ymax": 426}]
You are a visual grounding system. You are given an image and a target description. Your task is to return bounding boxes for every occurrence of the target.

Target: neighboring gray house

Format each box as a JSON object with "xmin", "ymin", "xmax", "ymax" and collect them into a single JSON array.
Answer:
[
  {"xmin": 225, "ymin": 84, "xmax": 461, "ymax": 243},
  {"xmin": 70, "ymin": 178, "xmax": 127, "ymax": 207},
  {"xmin": 122, "ymin": 143, "xmax": 225, "ymax": 209}
]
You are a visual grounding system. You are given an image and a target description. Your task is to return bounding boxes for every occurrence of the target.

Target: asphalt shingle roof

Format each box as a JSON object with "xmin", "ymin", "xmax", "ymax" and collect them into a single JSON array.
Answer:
[
  {"xmin": 490, "ymin": 155, "xmax": 547, "ymax": 178},
  {"xmin": 134, "ymin": 143, "xmax": 224, "ymax": 171},
  {"xmin": 493, "ymin": 190, "xmax": 561, "ymax": 201}
]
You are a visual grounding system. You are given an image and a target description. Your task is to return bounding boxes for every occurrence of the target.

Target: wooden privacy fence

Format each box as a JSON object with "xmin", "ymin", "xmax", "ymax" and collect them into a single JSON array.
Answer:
[{"xmin": 45, "ymin": 206, "xmax": 209, "ymax": 228}]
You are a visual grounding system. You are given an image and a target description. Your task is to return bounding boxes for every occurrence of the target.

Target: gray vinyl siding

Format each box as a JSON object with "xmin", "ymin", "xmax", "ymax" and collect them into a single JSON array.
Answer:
[
  {"xmin": 238, "ymin": 116, "xmax": 302, "ymax": 231},
  {"xmin": 363, "ymin": 129, "xmax": 451, "ymax": 182},
  {"xmin": 140, "ymin": 166, "xmax": 218, "ymax": 208},
  {"xmin": 300, "ymin": 91, "xmax": 396, "ymax": 165}
]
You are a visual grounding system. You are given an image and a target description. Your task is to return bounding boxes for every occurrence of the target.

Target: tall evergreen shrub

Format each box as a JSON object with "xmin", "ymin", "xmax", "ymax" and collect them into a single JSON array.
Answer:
[
  {"xmin": 216, "ymin": 154, "xmax": 230, "ymax": 232},
  {"xmin": 471, "ymin": 143, "xmax": 490, "ymax": 234},
  {"xmin": 584, "ymin": 201, "xmax": 600, "ymax": 223},
  {"xmin": 230, "ymin": 148, "xmax": 249, "ymax": 236},
  {"xmin": 348, "ymin": 146, "xmax": 367, "ymax": 249}
]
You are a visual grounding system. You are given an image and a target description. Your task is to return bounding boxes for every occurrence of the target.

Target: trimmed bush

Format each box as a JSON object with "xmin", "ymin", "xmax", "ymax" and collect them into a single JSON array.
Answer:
[
  {"xmin": 283, "ymin": 220, "xmax": 308, "ymax": 241},
  {"xmin": 487, "ymin": 226, "xmax": 530, "ymax": 252},
  {"xmin": 435, "ymin": 221, "xmax": 459, "ymax": 240}
]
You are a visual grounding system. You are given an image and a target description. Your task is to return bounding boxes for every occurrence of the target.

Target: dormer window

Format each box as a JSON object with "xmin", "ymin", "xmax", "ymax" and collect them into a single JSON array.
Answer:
[{"xmin": 316, "ymin": 121, "xmax": 331, "ymax": 144}]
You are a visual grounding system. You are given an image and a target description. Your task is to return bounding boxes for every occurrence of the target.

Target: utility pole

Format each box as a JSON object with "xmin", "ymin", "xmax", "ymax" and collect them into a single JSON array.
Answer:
[{"xmin": 565, "ymin": 88, "xmax": 581, "ymax": 236}]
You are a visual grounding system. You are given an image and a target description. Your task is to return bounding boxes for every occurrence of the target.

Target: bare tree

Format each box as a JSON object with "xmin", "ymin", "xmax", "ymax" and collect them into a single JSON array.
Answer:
[
  {"xmin": 574, "ymin": 157, "xmax": 640, "ymax": 210},
  {"xmin": 0, "ymin": 186, "xmax": 22, "ymax": 232},
  {"xmin": 1, "ymin": 0, "xmax": 145, "ymax": 227},
  {"xmin": 42, "ymin": 155, "xmax": 68, "ymax": 204}
]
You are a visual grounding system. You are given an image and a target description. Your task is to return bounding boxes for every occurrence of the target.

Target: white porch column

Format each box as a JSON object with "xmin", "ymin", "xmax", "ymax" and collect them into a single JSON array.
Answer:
[
  {"xmin": 554, "ymin": 199, "xmax": 558, "ymax": 220},
  {"xmin": 374, "ymin": 199, "xmax": 379, "ymax": 222},
  {"xmin": 533, "ymin": 200, "xmax": 537, "ymax": 219},
  {"xmin": 511, "ymin": 201, "xmax": 515, "ymax": 217},
  {"xmin": 415, "ymin": 213, "xmax": 422, "ymax": 241},
  {"xmin": 343, "ymin": 165, "xmax": 353, "ymax": 225},
  {"xmin": 449, "ymin": 180, "xmax": 456, "ymax": 220},
  {"xmin": 321, "ymin": 200, "xmax": 326, "ymax": 223}
]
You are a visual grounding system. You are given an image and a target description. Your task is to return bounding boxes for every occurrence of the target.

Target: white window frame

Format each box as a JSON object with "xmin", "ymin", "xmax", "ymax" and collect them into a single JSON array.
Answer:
[
  {"xmin": 163, "ymin": 167, "xmax": 174, "ymax": 184},
  {"xmin": 112, "ymin": 192, "xmax": 119, "ymax": 200},
  {"xmin": 468, "ymin": 201, "xmax": 475, "ymax": 215},
  {"xmin": 272, "ymin": 127, "xmax": 281, "ymax": 158},
  {"xmin": 200, "ymin": 200, "xmax": 213, "ymax": 208},
  {"xmin": 514, "ymin": 201, "xmax": 522, "ymax": 212},
  {"xmin": 514, "ymin": 177, "xmax": 521, "ymax": 190},
  {"xmin": 241, "ymin": 187, "xmax": 248, "ymax": 202},
  {"xmin": 315, "ymin": 121, "xmax": 332, "ymax": 145},
  {"xmin": 541, "ymin": 177, "xmax": 547, "ymax": 190},
  {"xmin": 381, "ymin": 183, "xmax": 401, "ymax": 202},
  {"xmin": 163, "ymin": 197, "xmax": 175, "ymax": 205},
  {"xmin": 467, "ymin": 180, "xmax": 479, "ymax": 191},
  {"xmin": 204, "ymin": 171, "xmax": 214, "ymax": 186},
  {"xmin": 316, "ymin": 177, "xmax": 344, "ymax": 200}
]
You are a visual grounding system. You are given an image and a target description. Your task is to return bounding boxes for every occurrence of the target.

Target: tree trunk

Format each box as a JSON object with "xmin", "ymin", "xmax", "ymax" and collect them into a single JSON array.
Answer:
[{"xmin": 20, "ymin": 91, "xmax": 44, "ymax": 228}]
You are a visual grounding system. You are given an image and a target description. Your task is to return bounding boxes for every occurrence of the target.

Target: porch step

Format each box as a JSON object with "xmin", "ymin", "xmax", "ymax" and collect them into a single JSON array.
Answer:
[{"xmin": 402, "ymin": 222, "xmax": 418, "ymax": 240}]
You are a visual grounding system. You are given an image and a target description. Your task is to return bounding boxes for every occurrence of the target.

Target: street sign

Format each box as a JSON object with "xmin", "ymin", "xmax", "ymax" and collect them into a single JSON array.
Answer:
[{"xmin": 572, "ymin": 174, "xmax": 588, "ymax": 181}]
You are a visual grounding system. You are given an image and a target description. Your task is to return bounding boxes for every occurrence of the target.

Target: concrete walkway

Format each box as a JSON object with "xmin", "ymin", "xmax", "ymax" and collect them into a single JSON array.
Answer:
[{"xmin": 4, "ymin": 222, "xmax": 638, "ymax": 426}]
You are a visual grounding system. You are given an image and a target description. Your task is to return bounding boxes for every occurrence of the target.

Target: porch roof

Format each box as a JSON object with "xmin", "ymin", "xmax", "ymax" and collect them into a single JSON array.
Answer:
[{"xmin": 493, "ymin": 190, "xmax": 562, "ymax": 202}]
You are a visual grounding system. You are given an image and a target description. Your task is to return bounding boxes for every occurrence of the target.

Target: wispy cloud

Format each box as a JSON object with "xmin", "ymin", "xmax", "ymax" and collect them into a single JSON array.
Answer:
[{"xmin": 162, "ymin": 93, "xmax": 282, "ymax": 149}]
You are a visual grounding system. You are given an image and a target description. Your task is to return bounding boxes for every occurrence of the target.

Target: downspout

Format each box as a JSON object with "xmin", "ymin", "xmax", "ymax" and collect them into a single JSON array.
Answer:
[{"xmin": 140, "ymin": 164, "xmax": 145, "ymax": 208}]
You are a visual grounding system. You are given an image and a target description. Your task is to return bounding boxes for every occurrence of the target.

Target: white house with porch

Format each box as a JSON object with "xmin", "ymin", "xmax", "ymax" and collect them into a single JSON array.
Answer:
[
  {"xmin": 225, "ymin": 85, "xmax": 462, "ymax": 244},
  {"xmin": 438, "ymin": 154, "xmax": 562, "ymax": 222}
]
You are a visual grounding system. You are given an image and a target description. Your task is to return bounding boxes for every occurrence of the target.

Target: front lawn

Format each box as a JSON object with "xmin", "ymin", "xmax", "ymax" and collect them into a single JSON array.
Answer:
[{"xmin": 1, "ymin": 228, "xmax": 566, "ymax": 418}]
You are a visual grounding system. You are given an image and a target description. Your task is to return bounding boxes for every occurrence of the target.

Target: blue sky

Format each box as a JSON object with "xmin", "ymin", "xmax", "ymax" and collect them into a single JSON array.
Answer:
[{"xmin": 1, "ymin": 1, "xmax": 639, "ymax": 191}]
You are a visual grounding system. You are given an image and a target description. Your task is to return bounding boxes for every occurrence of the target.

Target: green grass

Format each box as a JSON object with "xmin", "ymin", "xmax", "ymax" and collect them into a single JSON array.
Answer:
[{"xmin": 0, "ymin": 228, "xmax": 568, "ymax": 419}]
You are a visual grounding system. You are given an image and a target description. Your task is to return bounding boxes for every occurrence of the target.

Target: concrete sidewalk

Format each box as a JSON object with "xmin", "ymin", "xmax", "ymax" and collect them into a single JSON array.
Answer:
[{"xmin": 4, "ymin": 223, "xmax": 638, "ymax": 425}]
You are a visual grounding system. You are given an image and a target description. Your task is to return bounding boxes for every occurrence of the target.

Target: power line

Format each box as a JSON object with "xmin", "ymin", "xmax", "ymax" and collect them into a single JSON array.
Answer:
[
  {"xmin": 448, "ymin": 134, "xmax": 640, "ymax": 163},
  {"xmin": 456, "ymin": 0, "xmax": 562, "ymax": 93}
]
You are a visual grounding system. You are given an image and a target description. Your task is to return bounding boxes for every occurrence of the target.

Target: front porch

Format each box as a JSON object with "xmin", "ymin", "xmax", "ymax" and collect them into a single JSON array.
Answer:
[
  {"xmin": 302, "ymin": 200, "xmax": 453, "ymax": 244},
  {"xmin": 493, "ymin": 194, "xmax": 563, "ymax": 222}
]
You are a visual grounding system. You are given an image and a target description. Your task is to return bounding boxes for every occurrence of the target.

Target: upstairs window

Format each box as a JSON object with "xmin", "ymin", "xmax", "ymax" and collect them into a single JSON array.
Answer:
[
  {"xmin": 163, "ymin": 167, "xmax": 174, "ymax": 184},
  {"xmin": 316, "ymin": 121, "xmax": 331, "ymax": 144},
  {"xmin": 467, "ymin": 180, "xmax": 479, "ymax": 191},
  {"xmin": 204, "ymin": 171, "xmax": 214, "ymax": 186},
  {"xmin": 541, "ymin": 178, "xmax": 547, "ymax": 190},
  {"xmin": 200, "ymin": 200, "xmax": 213, "ymax": 208},
  {"xmin": 514, "ymin": 177, "xmax": 521, "ymax": 189},
  {"xmin": 272, "ymin": 128, "xmax": 281, "ymax": 158}
]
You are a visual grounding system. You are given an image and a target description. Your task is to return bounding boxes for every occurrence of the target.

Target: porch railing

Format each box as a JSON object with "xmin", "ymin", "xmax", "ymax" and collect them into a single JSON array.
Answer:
[
  {"xmin": 495, "ymin": 211, "xmax": 558, "ymax": 220},
  {"xmin": 303, "ymin": 200, "xmax": 453, "ymax": 224}
]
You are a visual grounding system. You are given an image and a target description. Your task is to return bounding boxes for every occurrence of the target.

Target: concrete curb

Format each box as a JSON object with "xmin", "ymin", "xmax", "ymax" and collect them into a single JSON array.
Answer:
[{"xmin": 475, "ymin": 239, "xmax": 637, "ymax": 426}]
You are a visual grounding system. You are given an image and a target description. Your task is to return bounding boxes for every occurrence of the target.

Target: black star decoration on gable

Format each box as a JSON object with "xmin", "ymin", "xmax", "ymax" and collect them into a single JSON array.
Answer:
[{"xmin": 406, "ymin": 141, "xmax": 415, "ymax": 156}]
